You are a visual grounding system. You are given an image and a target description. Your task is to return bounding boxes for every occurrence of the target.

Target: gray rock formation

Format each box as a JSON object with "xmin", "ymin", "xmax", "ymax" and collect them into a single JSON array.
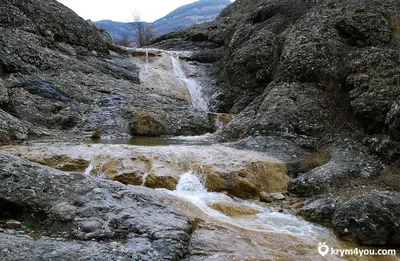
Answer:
[
  {"xmin": 0, "ymin": 0, "xmax": 212, "ymax": 144},
  {"xmin": 0, "ymin": 152, "xmax": 192, "ymax": 260},
  {"xmin": 288, "ymin": 139, "xmax": 383, "ymax": 196},
  {"xmin": 298, "ymin": 198, "xmax": 337, "ymax": 224},
  {"xmin": 151, "ymin": 0, "xmax": 400, "ymax": 163},
  {"xmin": 333, "ymin": 191, "xmax": 400, "ymax": 245}
]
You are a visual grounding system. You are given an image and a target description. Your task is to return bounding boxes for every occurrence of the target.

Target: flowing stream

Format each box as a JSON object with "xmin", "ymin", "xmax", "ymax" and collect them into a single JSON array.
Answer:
[
  {"xmin": 170, "ymin": 171, "xmax": 325, "ymax": 237},
  {"xmin": 165, "ymin": 171, "xmax": 400, "ymax": 261},
  {"xmin": 11, "ymin": 46, "xmax": 398, "ymax": 260}
]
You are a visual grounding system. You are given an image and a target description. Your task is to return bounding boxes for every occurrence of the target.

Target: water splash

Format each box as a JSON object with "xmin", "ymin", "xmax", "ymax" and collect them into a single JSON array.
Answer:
[
  {"xmin": 171, "ymin": 54, "xmax": 208, "ymax": 111},
  {"xmin": 176, "ymin": 171, "xmax": 208, "ymax": 194},
  {"xmin": 170, "ymin": 171, "xmax": 327, "ymax": 238},
  {"xmin": 83, "ymin": 158, "xmax": 95, "ymax": 175},
  {"xmin": 215, "ymin": 119, "xmax": 224, "ymax": 130},
  {"xmin": 141, "ymin": 172, "xmax": 149, "ymax": 186}
]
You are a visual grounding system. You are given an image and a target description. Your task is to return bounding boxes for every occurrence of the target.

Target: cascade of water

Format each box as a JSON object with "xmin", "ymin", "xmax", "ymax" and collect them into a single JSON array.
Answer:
[
  {"xmin": 83, "ymin": 159, "xmax": 94, "ymax": 175},
  {"xmin": 175, "ymin": 171, "xmax": 208, "ymax": 194},
  {"xmin": 215, "ymin": 119, "xmax": 224, "ymax": 130},
  {"xmin": 141, "ymin": 172, "xmax": 149, "ymax": 186},
  {"xmin": 170, "ymin": 53, "xmax": 208, "ymax": 111},
  {"xmin": 170, "ymin": 171, "xmax": 327, "ymax": 238}
]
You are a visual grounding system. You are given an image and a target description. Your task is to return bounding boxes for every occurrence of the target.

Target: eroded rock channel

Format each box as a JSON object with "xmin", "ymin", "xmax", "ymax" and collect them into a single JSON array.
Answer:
[{"xmin": 1, "ymin": 0, "xmax": 400, "ymax": 260}]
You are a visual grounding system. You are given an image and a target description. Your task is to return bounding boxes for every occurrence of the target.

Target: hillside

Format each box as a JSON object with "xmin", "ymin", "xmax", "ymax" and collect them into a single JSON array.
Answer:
[
  {"xmin": 95, "ymin": 0, "xmax": 231, "ymax": 44},
  {"xmin": 152, "ymin": 0, "xmax": 231, "ymax": 36},
  {"xmin": 93, "ymin": 20, "xmax": 146, "ymax": 43}
]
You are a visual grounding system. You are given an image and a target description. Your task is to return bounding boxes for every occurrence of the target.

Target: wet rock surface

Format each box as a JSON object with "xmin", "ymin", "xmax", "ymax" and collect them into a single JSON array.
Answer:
[
  {"xmin": 0, "ymin": 152, "xmax": 192, "ymax": 260},
  {"xmin": 1, "ymin": 142, "xmax": 289, "ymax": 199}
]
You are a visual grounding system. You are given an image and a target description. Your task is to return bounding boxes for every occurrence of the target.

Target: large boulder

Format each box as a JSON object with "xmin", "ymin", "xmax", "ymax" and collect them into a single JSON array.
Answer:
[
  {"xmin": 288, "ymin": 139, "xmax": 383, "ymax": 196},
  {"xmin": 297, "ymin": 198, "xmax": 337, "ymax": 224},
  {"xmin": 218, "ymin": 82, "xmax": 348, "ymax": 141},
  {"xmin": 332, "ymin": 191, "xmax": 400, "ymax": 246},
  {"xmin": 0, "ymin": 152, "xmax": 192, "ymax": 260}
]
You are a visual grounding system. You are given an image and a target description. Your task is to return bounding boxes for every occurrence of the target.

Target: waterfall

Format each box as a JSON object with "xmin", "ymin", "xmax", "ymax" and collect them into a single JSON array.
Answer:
[
  {"xmin": 171, "ymin": 54, "xmax": 208, "ymax": 111},
  {"xmin": 170, "ymin": 171, "xmax": 327, "ymax": 237},
  {"xmin": 175, "ymin": 171, "xmax": 208, "ymax": 194}
]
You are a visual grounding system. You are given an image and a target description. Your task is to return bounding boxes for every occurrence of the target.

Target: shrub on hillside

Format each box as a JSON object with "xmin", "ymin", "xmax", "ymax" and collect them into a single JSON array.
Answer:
[{"xmin": 130, "ymin": 110, "xmax": 166, "ymax": 137}]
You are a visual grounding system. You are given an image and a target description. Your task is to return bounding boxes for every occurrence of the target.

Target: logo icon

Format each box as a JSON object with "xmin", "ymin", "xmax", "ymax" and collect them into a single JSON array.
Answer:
[{"xmin": 318, "ymin": 242, "xmax": 329, "ymax": 256}]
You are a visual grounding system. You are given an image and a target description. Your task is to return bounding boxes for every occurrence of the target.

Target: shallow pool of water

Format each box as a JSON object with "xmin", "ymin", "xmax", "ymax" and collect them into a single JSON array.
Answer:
[{"xmin": 89, "ymin": 134, "xmax": 214, "ymax": 146}]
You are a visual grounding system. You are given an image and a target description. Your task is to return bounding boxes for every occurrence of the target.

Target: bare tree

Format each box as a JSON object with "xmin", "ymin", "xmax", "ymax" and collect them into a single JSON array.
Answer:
[
  {"xmin": 132, "ymin": 11, "xmax": 153, "ymax": 47},
  {"xmin": 117, "ymin": 34, "xmax": 133, "ymax": 47}
]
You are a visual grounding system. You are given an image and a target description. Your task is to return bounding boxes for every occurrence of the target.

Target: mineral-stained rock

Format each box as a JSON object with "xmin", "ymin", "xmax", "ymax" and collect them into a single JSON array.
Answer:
[
  {"xmin": 210, "ymin": 202, "xmax": 259, "ymax": 217},
  {"xmin": 1, "ymin": 143, "xmax": 289, "ymax": 199},
  {"xmin": 5, "ymin": 220, "xmax": 22, "ymax": 229},
  {"xmin": 332, "ymin": 191, "xmax": 400, "ymax": 246},
  {"xmin": 269, "ymin": 192, "xmax": 285, "ymax": 200},
  {"xmin": 259, "ymin": 191, "xmax": 271, "ymax": 203}
]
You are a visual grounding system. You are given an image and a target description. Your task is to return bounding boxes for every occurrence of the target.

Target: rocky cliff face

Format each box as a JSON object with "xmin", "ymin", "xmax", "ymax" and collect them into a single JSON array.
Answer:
[
  {"xmin": 0, "ymin": 0, "xmax": 212, "ymax": 144},
  {"xmin": 152, "ymin": 0, "xmax": 400, "ymax": 162},
  {"xmin": 150, "ymin": 0, "xmax": 400, "ymax": 245}
]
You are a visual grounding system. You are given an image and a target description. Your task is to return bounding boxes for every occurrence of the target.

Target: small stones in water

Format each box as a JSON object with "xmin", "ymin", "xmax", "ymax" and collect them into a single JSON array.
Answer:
[
  {"xmin": 259, "ymin": 191, "xmax": 271, "ymax": 203},
  {"xmin": 6, "ymin": 220, "xmax": 22, "ymax": 229},
  {"xmin": 269, "ymin": 192, "xmax": 285, "ymax": 200}
]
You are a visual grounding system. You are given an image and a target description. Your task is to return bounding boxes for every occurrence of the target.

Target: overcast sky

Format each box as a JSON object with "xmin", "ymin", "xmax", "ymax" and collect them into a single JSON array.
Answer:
[{"xmin": 57, "ymin": 0, "xmax": 209, "ymax": 22}]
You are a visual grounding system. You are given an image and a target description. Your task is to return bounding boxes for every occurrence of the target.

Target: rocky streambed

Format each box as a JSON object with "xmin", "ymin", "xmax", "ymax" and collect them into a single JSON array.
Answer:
[{"xmin": 1, "ymin": 138, "xmax": 399, "ymax": 260}]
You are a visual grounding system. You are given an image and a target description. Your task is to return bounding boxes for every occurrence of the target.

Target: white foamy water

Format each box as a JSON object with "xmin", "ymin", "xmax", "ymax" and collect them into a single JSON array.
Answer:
[
  {"xmin": 169, "ymin": 171, "xmax": 327, "ymax": 238},
  {"xmin": 171, "ymin": 54, "xmax": 208, "ymax": 111},
  {"xmin": 169, "ymin": 133, "xmax": 213, "ymax": 141},
  {"xmin": 83, "ymin": 159, "xmax": 95, "ymax": 175}
]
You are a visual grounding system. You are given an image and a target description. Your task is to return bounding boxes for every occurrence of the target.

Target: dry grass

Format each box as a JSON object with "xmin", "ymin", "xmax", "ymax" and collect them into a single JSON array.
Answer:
[
  {"xmin": 0, "ymin": 131, "xmax": 11, "ymax": 144},
  {"xmin": 392, "ymin": 24, "xmax": 400, "ymax": 38},
  {"xmin": 390, "ymin": 15, "xmax": 400, "ymax": 38},
  {"xmin": 297, "ymin": 149, "xmax": 331, "ymax": 173},
  {"xmin": 373, "ymin": 160, "xmax": 400, "ymax": 191},
  {"xmin": 90, "ymin": 127, "xmax": 101, "ymax": 140},
  {"xmin": 130, "ymin": 110, "xmax": 166, "ymax": 137}
]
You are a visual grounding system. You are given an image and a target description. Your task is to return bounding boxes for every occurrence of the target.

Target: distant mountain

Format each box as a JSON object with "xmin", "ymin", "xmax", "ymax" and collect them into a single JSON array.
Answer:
[
  {"xmin": 94, "ymin": 0, "xmax": 231, "ymax": 45},
  {"xmin": 152, "ymin": 0, "xmax": 232, "ymax": 36},
  {"xmin": 94, "ymin": 20, "xmax": 148, "ymax": 44}
]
